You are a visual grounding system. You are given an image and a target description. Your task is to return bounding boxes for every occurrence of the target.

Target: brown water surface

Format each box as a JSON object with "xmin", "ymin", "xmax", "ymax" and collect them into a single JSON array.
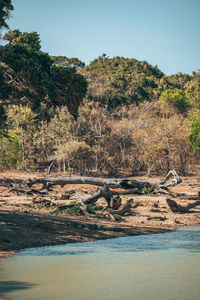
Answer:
[{"xmin": 0, "ymin": 227, "xmax": 200, "ymax": 300}]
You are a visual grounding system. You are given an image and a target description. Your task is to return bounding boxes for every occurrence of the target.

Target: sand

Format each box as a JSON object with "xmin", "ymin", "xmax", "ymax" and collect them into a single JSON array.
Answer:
[{"xmin": 0, "ymin": 171, "xmax": 200, "ymax": 258}]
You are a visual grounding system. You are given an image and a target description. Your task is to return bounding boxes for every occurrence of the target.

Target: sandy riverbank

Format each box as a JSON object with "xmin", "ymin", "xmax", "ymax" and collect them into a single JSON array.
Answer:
[{"xmin": 0, "ymin": 171, "xmax": 200, "ymax": 258}]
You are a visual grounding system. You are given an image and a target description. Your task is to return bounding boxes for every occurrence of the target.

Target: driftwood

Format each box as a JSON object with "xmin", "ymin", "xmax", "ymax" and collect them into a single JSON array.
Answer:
[
  {"xmin": 97, "ymin": 198, "xmax": 135, "ymax": 221},
  {"xmin": 81, "ymin": 187, "xmax": 134, "ymax": 218},
  {"xmin": 166, "ymin": 198, "xmax": 200, "ymax": 213},
  {"xmin": 26, "ymin": 169, "xmax": 181, "ymax": 191},
  {"xmin": 26, "ymin": 176, "xmax": 153, "ymax": 190},
  {"xmin": 83, "ymin": 186, "xmax": 113, "ymax": 206},
  {"xmin": 159, "ymin": 170, "xmax": 182, "ymax": 188},
  {"xmin": 25, "ymin": 170, "xmax": 182, "ymax": 221},
  {"xmin": 77, "ymin": 186, "xmax": 135, "ymax": 220}
]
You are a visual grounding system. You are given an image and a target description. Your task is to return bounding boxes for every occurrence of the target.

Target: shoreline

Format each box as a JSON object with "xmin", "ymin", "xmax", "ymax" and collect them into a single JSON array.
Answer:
[
  {"xmin": 1, "ymin": 171, "xmax": 200, "ymax": 259},
  {"xmin": 0, "ymin": 210, "xmax": 176, "ymax": 258}
]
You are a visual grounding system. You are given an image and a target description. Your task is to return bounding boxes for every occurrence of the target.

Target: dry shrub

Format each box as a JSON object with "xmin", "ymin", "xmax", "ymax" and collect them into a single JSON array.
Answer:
[
  {"xmin": 133, "ymin": 113, "xmax": 192, "ymax": 175},
  {"xmin": 53, "ymin": 140, "xmax": 95, "ymax": 175}
]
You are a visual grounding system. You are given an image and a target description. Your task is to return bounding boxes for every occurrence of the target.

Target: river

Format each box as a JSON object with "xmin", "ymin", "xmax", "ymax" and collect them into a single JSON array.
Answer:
[{"xmin": 0, "ymin": 226, "xmax": 200, "ymax": 300}]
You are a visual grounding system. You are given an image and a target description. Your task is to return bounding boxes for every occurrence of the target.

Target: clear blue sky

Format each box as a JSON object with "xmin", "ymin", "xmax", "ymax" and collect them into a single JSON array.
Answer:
[{"xmin": 3, "ymin": 0, "xmax": 200, "ymax": 75}]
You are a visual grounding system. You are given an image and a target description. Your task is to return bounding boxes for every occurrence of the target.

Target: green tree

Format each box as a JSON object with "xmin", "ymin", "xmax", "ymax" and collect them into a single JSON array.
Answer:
[
  {"xmin": 0, "ymin": 0, "xmax": 13, "ymax": 35},
  {"xmin": 79, "ymin": 56, "xmax": 164, "ymax": 109},
  {"xmin": 159, "ymin": 89, "xmax": 189, "ymax": 114},
  {"xmin": 6, "ymin": 105, "xmax": 37, "ymax": 168},
  {"xmin": 185, "ymin": 71, "xmax": 200, "ymax": 109},
  {"xmin": 50, "ymin": 65, "xmax": 87, "ymax": 118},
  {"xmin": 4, "ymin": 29, "xmax": 41, "ymax": 50},
  {"xmin": 165, "ymin": 72, "xmax": 191, "ymax": 90},
  {"xmin": 51, "ymin": 56, "xmax": 85, "ymax": 69},
  {"xmin": 189, "ymin": 109, "xmax": 200, "ymax": 149},
  {"xmin": 0, "ymin": 131, "xmax": 21, "ymax": 169},
  {"xmin": 0, "ymin": 30, "xmax": 87, "ymax": 118}
]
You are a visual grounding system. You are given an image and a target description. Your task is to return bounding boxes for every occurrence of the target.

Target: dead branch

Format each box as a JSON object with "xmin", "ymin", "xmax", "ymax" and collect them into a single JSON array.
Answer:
[
  {"xmin": 147, "ymin": 216, "xmax": 167, "ymax": 221},
  {"xmin": 97, "ymin": 198, "xmax": 135, "ymax": 222},
  {"xmin": 166, "ymin": 198, "xmax": 200, "ymax": 213},
  {"xmin": 48, "ymin": 162, "xmax": 54, "ymax": 175},
  {"xmin": 112, "ymin": 199, "xmax": 134, "ymax": 216},
  {"xmin": 159, "ymin": 170, "xmax": 182, "ymax": 188},
  {"xmin": 83, "ymin": 186, "xmax": 113, "ymax": 207}
]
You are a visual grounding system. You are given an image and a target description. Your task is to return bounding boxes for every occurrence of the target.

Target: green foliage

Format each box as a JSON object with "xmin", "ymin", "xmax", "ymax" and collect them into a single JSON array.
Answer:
[
  {"xmin": 50, "ymin": 65, "xmax": 87, "ymax": 118},
  {"xmin": 0, "ymin": 30, "xmax": 87, "ymax": 118},
  {"xmin": 4, "ymin": 30, "xmax": 41, "ymax": 50},
  {"xmin": 0, "ymin": 131, "xmax": 21, "ymax": 169},
  {"xmin": 0, "ymin": 0, "xmax": 13, "ymax": 32},
  {"xmin": 51, "ymin": 56, "xmax": 85, "ymax": 69},
  {"xmin": 6, "ymin": 105, "xmax": 37, "ymax": 168},
  {"xmin": 87, "ymin": 204, "xmax": 103, "ymax": 214},
  {"xmin": 80, "ymin": 56, "xmax": 164, "ymax": 109},
  {"xmin": 165, "ymin": 73, "xmax": 192, "ymax": 90},
  {"xmin": 65, "ymin": 201, "xmax": 84, "ymax": 215},
  {"xmin": 6, "ymin": 105, "xmax": 37, "ymax": 130},
  {"xmin": 49, "ymin": 201, "xmax": 84, "ymax": 215},
  {"xmin": 159, "ymin": 89, "xmax": 189, "ymax": 114},
  {"xmin": 185, "ymin": 71, "xmax": 200, "ymax": 109},
  {"xmin": 0, "ymin": 20, "xmax": 199, "ymax": 175},
  {"xmin": 0, "ymin": 42, "xmax": 53, "ymax": 110},
  {"xmin": 142, "ymin": 186, "xmax": 154, "ymax": 196},
  {"xmin": 189, "ymin": 110, "xmax": 200, "ymax": 149}
]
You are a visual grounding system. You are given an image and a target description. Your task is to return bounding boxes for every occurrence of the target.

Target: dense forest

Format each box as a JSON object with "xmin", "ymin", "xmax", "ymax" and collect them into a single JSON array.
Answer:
[{"xmin": 0, "ymin": 1, "xmax": 200, "ymax": 176}]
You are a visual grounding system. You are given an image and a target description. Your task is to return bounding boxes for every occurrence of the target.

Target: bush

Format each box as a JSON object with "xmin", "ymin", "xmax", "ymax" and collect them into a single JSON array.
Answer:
[
  {"xmin": 53, "ymin": 140, "xmax": 95, "ymax": 175},
  {"xmin": 0, "ymin": 131, "xmax": 21, "ymax": 169},
  {"xmin": 189, "ymin": 110, "xmax": 200, "ymax": 149},
  {"xmin": 159, "ymin": 89, "xmax": 189, "ymax": 114}
]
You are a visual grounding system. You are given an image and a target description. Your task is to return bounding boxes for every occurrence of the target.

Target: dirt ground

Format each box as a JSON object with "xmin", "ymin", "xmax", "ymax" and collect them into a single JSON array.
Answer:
[{"xmin": 0, "ymin": 171, "xmax": 200, "ymax": 258}]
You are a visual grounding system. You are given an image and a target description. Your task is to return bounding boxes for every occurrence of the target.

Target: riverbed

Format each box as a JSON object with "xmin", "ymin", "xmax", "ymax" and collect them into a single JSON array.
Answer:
[{"xmin": 0, "ymin": 226, "xmax": 200, "ymax": 300}]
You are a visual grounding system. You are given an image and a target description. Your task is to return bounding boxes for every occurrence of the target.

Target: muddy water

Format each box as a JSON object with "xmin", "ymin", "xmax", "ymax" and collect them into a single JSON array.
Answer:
[{"xmin": 0, "ymin": 226, "xmax": 200, "ymax": 300}]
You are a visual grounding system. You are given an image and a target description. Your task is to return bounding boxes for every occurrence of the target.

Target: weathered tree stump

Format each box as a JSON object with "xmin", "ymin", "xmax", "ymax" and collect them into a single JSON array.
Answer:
[{"xmin": 111, "ymin": 196, "xmax": 122, "ymax": 210}]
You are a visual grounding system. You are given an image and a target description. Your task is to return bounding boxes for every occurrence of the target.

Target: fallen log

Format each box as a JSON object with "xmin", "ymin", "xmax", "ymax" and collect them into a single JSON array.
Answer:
[
  {"xmin": 26, "ymin": 170, "xmax": 182, "ymax": 192},
  {"xmin": 166, "ymin": 198, "xmax": 200, "ymax": 213},
  {"xmin": 159, "ymin": 170, "xmax": 182, "ymax": 188},
  {"xmin": 26, "ymin": 176, "xmax": 153, "ymax": 190},
  {"xmin": 83, "ymin": 186, "xmax": 113, "ymax": 206}
]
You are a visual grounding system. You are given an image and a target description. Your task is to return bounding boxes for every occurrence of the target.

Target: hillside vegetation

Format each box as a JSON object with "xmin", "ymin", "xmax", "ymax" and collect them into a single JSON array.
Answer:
[{"xmin": 0, "ymin": 2, "xmax": 200, "ymax": 176}]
